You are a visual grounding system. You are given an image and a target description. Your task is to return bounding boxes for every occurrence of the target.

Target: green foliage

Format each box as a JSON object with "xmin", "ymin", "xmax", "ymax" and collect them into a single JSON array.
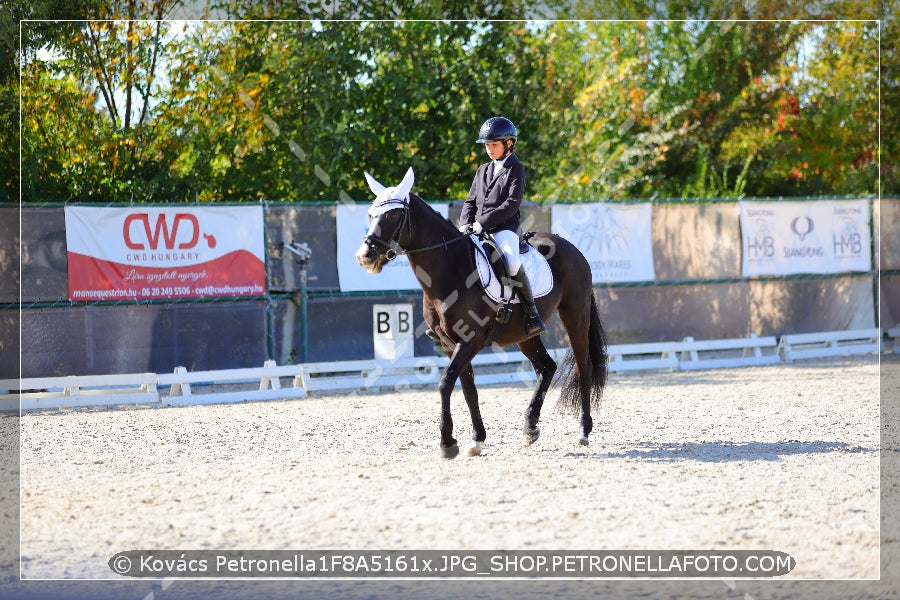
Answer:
[
  {"xmin": 879, "ymin": 0, "xmax": 900, "ymax": 195},
  {"xmin": 11, "ymin": 0, "xmax": 889, "ymax": 203},
  {"xmin": 681, "ymin": 146, "xmax": 753, "ymax": 199},
  {"xmin": 0, "ymin": 0, "xmax": 105, "ymax": 202},
  {"xmin": 725, "ymin": 21, "xmax": 879, "ymax": 196},
  {"xmin": 21, "ymin": 15, "xmax": 186, "ymax": 202}
]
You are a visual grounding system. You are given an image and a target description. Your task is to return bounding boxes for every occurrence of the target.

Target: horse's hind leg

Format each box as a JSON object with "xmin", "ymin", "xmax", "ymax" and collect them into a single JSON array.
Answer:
[
  {"xmin": 459, "ymin": 364, "xmax": 486, "ymax": 456},
  {"xmin": 572, "ymin": 333, "xmax": 594, "ymax": 445},
  {"xmin": 517, "ymin": 337, "xmax": 557, "ymax": 445},
  {"xmin": 557, "ymin": 304, "xmax": 595, "ymax": 446}
]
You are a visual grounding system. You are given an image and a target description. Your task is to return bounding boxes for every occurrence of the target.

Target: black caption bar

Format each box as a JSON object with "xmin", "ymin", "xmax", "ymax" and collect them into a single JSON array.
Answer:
[{"xmin": 109, "ymin": 550, "xmax": 795, "ymax": 578}]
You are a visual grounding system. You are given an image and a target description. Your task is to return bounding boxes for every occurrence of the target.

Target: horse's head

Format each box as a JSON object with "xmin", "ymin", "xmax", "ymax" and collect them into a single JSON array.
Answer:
[{"xmin": 355, "ymin": 167, "xmax": 414, "ymax": 274}]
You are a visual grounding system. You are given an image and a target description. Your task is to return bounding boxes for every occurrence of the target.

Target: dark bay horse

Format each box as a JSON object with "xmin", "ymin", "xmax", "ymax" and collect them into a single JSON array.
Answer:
[{"xmin": 355, "ymin": 168, "xmax": 607, "ymax": 458}]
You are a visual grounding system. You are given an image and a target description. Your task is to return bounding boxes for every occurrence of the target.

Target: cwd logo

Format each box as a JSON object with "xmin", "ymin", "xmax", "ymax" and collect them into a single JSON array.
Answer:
[{"xmin": 123, "ymin": 213, "xmax": 215, "ymax": 250}]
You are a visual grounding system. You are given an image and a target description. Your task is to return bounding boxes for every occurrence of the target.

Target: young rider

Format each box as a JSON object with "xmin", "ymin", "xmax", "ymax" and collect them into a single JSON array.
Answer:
[{"xmin": 459, "ymin": 116, "xmax": 545, "ymax": 338}]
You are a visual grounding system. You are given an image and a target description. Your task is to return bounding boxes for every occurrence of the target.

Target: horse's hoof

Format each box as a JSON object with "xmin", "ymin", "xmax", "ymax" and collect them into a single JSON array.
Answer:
[
  {"xmin": 524, "ymin": 427, "xmax": 540, "ymax": 445},
  {"xmin": 577, "ymin": 436, "xmax": 589, "ymax": 446},
  {"xmin": 466, "ymin": 441, "xmax": 483, "ymax": 456},
  {"xmin": 441, "ymin": 443, "xmax": 460, "ymax": 459}
]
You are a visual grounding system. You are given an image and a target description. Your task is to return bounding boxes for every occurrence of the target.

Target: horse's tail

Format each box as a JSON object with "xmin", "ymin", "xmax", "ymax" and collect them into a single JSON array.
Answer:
[{"xmin": 555, "ymin": 293, "xmax": 608, "ymax": 414}]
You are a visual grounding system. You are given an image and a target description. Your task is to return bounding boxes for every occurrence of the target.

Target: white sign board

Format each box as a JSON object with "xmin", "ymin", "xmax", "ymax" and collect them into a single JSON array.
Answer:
[
  {"xmin": 551, "ymin": 203, "xmax": 655, "ymax": 283},
  {"xmin": 373, "ymin": 303, "xmax": 414, "ymax": 360},
  {"xmin": 739, "ymin": 200, "xmax": 871, "ymax": 276},
  {"xmin": 336, "ymin": 202, "xmax": 450, "ymax": 292}
]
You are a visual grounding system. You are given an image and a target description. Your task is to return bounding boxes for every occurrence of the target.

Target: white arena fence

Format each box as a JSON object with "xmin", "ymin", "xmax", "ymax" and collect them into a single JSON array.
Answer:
[{"xmin": 0, "ymin": 329, "xmax": 887, "ymax": 412}]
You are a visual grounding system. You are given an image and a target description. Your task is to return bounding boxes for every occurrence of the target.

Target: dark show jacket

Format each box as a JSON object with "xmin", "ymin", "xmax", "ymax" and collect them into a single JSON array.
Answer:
[{"xmin": 459, "ymin": 153, "xmax": 526, "ymax": 234}]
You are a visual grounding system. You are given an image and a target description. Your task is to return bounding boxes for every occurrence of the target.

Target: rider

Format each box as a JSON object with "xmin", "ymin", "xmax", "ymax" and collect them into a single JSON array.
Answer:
[{"xmin": 459, "ymin": 116, "xmax": 545, "ymax": 338}]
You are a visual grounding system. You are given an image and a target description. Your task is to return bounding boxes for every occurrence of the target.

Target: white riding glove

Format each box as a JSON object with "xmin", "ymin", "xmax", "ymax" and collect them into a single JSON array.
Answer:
[{"xmin": 459, "ymin": 222, "xmax": 483, "ymax": 235}]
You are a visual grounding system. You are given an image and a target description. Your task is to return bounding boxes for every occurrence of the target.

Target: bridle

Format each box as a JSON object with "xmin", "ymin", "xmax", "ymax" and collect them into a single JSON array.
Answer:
[
  {"xmin": 362, "ymin": 203, "xmax": 409, "ymax": 262},
  {"xmin": 362, "ymin": 200, "xmax": 469, "ymax": 264}
]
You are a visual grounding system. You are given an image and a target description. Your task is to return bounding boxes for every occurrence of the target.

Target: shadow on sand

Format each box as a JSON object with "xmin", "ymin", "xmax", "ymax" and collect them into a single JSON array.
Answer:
[{"xmin": 569, "ymin": 440, "xmax": 874, "ymax": 462}]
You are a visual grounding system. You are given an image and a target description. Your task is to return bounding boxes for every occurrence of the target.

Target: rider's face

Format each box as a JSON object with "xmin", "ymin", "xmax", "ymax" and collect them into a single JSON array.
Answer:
[{"xmin": 484, "ymin": 140, "xmax": 507, "ymax": 160}]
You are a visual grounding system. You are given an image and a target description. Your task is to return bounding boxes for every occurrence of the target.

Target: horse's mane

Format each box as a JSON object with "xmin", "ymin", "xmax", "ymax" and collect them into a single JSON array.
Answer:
[{"xmin": 408, "ymin": 192, "xmax": 462, "ymax": 238}]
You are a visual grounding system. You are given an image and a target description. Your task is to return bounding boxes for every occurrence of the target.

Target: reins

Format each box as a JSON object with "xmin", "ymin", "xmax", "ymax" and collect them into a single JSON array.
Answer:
[
  {"xmin": 364, "ymin": 202, "xmax": 469, "ymax": 261},
  {"xmin": 401, "ymin": 233, "xmax": 469, "ymax": 255}
]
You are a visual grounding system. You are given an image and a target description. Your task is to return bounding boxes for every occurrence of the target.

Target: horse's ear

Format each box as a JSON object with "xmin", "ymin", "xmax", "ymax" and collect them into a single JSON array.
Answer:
[
  {"xmin": 396, "ymin": 167, "xmax": 414, "ymax": 201},
  {"xmin": 364, "ymin": 172, "xmax": 386, "ymax": 196}
]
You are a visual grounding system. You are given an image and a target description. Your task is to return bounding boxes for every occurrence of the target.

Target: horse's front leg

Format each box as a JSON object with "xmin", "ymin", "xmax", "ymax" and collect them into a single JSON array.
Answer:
[
  {"xmin": 459, "ymin": 364, "xmax": 486, "ymax": 456},
  {"xmin": 438, "ymin": 342, "xmax": 481, "ymax": 459}
]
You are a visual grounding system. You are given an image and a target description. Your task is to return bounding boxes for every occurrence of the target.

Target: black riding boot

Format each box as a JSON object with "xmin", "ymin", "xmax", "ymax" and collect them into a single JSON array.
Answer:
[{"xmin": 512, "ymin": 271, "xmax": 545, "ymax": 338}]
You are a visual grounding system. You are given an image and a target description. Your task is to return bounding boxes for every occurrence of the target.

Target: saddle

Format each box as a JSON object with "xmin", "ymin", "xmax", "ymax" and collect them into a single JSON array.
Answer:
[{"xmin": 470, "ymin": 233, "xmax": 553, "ymax": 305}]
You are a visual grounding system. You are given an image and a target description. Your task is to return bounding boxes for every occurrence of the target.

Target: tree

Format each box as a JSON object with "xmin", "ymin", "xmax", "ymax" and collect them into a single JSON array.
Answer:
[
  {"xmin": 15, "ymin": 0, "xmax": 887, "ymax": 203},
  {"xmin": 880, "ymin": 0, "xmax": 900, "ymax": 195},
  {"xmin": 20, "ymin": 1, "xmax": 194, "ymax": 202},
  {"xmin": 528, "ymin": 19, "xmax": 810, "ymax": 201},
  {"xmin": 534, "ymin": 0, "xmax": 883, "ymax": 200},
  {"xmin": 137, "ymin": 17, "xmax": 547, "ymax": 202},
  {"xmin": 0, "ymin": 0, "xmax": 105, "ymax": 202}
]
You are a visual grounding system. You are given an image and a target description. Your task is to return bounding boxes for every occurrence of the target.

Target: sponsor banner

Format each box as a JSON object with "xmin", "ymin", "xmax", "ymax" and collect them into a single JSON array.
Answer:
[
  {"xmin": 551, "ymin": 203, "xmax": 655, "ymax": 283},
  {"xmin": 739, "ymin": 200, "xmax": 871, "ymax": 276},
  {"xmin": 65, "ymin": 206, "xmax": 265, "ymax": 300},
  {"xmin": 336, "ymin": 202, "xmax": 449, "ymax": 292}
]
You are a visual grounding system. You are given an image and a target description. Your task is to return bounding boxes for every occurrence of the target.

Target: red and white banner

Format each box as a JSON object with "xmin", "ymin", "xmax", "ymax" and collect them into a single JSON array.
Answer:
[{"xmin": 65, "ymin": 206, "xmax": 265, "ymax": 301}]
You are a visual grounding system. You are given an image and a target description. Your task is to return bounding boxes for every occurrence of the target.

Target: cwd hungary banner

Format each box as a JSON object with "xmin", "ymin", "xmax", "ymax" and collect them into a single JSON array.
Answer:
[
  {"xmin": 65, "ymin": 206, "xmax": 265, "ymax": 301},
  {"xmin": 551, "ymin": 203, "xmax": 655, "ymax": 283},
  {"xmin": 336, "ymin": 202, "xmax": 450, "ymax": 292},
  {"xmin": 739, "ymin": 200, "xmax": 871, "ymax": 277}
]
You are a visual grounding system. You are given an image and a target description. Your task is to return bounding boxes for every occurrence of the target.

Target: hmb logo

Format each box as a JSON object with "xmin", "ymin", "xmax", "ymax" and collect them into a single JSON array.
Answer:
[
  {"xmin": 748, "ymin": 235, "xmax": 774, "ymax": 258},
  {"xmin": 124, "ymin": 213, "xmax": 200, "ymax": 250},
  {"xmin": 833, "ymin": 218, "xmax": 862, "ymax": 255},
  {"xmin": 747, "ymin": 219, "xmax": 774, "ymax": 258}
]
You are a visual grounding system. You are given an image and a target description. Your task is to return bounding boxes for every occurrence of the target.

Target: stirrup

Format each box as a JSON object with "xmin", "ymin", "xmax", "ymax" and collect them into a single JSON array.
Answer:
[
  {"xmin": 523, "ymin": 310, "xmax": 545, "ymax": 338},
  {"xmin": 425, "ymin": 328, "xmax": 441, "ymax": 341}
]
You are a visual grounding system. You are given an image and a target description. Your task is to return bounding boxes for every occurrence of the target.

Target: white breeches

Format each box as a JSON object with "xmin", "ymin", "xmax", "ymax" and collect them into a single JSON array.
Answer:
[{"xmin": 492, "ymin": 229, "xmax": 521, "ymax": 276}]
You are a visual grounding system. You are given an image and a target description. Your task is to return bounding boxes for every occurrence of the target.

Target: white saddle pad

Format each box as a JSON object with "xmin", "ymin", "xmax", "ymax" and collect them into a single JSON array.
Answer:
[{"xmin": 471, "ymin": 235, "xmax": 553, "ymax": 304}]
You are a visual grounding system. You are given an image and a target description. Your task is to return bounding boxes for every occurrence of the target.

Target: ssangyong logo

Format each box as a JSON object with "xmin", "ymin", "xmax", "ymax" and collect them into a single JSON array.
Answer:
[
  {"xmin": 783, "ymin": 214, "xmax": 824, "ymax": 259},
  {"xmin": 123, "ymin": 213, "xmax": 216, "ymax": 250},
  {"xmin": 789, "ymin": 216, "xmax": 814, "ymax": 241}
]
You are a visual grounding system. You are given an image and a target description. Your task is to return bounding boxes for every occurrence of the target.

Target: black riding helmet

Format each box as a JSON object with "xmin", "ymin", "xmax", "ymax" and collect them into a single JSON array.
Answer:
[{"xmin": 476, "ymin": 116, "xmax": 518, "ymax": 144}]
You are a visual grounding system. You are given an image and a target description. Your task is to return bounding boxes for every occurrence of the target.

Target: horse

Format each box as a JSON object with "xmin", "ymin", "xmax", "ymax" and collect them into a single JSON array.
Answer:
[{"xmin": 355, "ymin": 167, "xmax": 608, "ymax": 459}]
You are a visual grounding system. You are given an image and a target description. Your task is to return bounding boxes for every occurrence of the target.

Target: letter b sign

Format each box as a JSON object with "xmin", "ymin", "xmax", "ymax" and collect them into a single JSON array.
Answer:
[{"xmin": 373, "ymin": 304, "xmax": 414, "ymax": 360}]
